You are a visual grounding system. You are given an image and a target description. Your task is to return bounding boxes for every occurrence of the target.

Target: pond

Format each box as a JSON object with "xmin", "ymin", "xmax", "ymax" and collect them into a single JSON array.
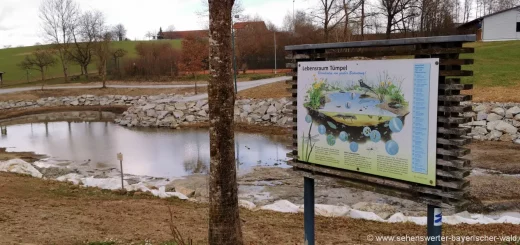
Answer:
[{"xmin": 0, "ymin": 121, "xmax": 289, "ymax": 178}]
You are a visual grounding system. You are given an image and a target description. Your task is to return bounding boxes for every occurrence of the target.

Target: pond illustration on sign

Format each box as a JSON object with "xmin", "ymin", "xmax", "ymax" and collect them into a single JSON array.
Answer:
[{"xmin": 300, "ymin": 72, "xmax": 409, "ymax": 160}]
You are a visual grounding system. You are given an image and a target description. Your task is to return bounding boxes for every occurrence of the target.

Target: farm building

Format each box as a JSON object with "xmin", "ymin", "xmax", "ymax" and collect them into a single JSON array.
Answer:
[{"xmin": 458, "ymin": 6, "xmax": 520, "ymax": 41}]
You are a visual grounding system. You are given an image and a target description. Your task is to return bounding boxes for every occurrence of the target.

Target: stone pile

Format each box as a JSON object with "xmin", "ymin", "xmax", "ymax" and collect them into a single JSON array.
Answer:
[
  {"xmin": 0, "ymin": 94, "xmax": 184, "ymax": 110},
  {"xmin": 464, "ymin": 102, "xmax": 520, "ymax": 144},
  {"xmin": 114, "ymin": 98, "xmax": 294, "ymax": 128}
]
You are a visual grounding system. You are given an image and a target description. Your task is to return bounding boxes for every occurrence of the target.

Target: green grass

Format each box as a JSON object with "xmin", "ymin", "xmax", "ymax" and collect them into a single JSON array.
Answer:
[
  {"xmin": 461, "ymin": 40, "xmax": 520, "ymax": 87},
  {"xmin": 0, "ymin": 40, "xmax": 181, "ymax": 86}
]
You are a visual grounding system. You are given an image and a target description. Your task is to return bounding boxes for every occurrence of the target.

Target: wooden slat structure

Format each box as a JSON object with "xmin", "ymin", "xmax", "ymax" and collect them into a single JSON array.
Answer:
[{"xmin": 285, "ymin": 35, "xmax": 475, "ymax": 208}]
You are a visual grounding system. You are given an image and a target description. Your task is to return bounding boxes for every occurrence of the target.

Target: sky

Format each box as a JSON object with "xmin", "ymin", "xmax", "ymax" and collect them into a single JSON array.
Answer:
[{"xmin": 0, "ymin": 0, "xmax": 314, "ymax": 48}]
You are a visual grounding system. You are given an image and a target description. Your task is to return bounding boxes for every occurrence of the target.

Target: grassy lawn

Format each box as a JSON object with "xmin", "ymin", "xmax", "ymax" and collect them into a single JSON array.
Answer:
[
  {"xmin": 0, "ymin": 40, "xmax": 181, "ymax": 87},
  {"xmin": 461, "ymin": 40, "xmax": 520, "ymax": 87}
]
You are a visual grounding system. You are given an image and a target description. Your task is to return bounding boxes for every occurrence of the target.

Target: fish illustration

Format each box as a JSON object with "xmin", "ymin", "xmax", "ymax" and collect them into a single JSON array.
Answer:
[
  {"xmin": 378, "ymin": 116, "xmax": 383, "ymax": 121},
  {"xmin": 327, "ymin": 121, "xmax": 337, "ymax": 129},
  {"xmin": 345, "ymin": 102, "xmax": 351, "ymax": 109},
  {"xmin": 367, "ymin": 115, "xmax": 373, "ymax": 119}
]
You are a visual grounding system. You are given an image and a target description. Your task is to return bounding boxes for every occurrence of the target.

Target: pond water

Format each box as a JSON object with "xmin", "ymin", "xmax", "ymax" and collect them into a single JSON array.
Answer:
[
  {"xmin": 0, "ymin": 121, "xmax": 289, "ymax": 178},
  {"xmin": 320, "ymin": 92, "xmax": 396, "ymax": 117}
]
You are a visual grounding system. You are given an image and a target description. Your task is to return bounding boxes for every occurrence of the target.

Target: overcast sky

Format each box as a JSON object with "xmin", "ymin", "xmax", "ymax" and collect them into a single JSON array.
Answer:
[{"xmin": 0, "ymin": 0, "xmax": 314, "ymax": 48}]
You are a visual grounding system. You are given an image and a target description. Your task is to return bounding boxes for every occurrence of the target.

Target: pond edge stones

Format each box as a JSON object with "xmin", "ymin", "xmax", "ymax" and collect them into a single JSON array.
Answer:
[{"xmin": 115, "ymin": 98, "xmax": 294, "ymax": 128}]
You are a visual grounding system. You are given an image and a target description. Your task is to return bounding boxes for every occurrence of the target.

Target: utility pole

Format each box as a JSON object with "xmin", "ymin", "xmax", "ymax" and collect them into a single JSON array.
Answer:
[
  {"xmin": 274, "ymin": 31, "xmax": 277, "ymax": 74},
  {"xmin": 293, "ymin": 0, "xmax": 296, "ymax": 32}
]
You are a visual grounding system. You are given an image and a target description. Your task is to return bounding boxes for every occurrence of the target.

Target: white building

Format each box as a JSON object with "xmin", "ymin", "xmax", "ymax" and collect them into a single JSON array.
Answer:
[{"xmin": 458, "ymin": 6, "xmax": 520, "ymax": 42}]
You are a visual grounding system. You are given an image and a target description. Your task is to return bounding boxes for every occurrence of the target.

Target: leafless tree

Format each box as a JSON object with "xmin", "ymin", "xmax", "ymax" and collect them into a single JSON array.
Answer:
[
  {"xmin": 341, "ymin": 0, "xmax": 362, "ymax": 40},
  {"xmin": 145, "ymin": 31, "xmax": 155, "ymax": 40},
  {"xmin": 94, "ymin": 31, "xmax": 112, "ymax": 88},
  {"xmin": 39, "ymin": 0, "xmax": 79, "ymax": 82},
  {"xmin": 207, "ymin": 0, "xmax": 243, "ymax": 244},
  {"xmin": 112, "ymin": 24, "xmax": 127, "ymax": 41},
  {"xmin": 379, "ymin": 0, "xmax": 418, "ymax": 38},
  {"xmin": 463, "ymin": 0, "xmax": 472, "ymax": 22},
  {"xmin": 18, "ymin": 49, "xmax": 57, "ymax": 90},
  {"xmin": 312, "ymin": 0, "xmax": 346, "ymax": 42},
  {"xmin": 69, "ymin": 10, "xmax": 105, "ymax": 79}
]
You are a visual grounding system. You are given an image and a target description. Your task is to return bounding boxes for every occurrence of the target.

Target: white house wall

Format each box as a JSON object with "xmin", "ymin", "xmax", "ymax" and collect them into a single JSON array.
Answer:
[{"xmin": 483, "ymin": 8, "xmax": 520, "ymax": 41}]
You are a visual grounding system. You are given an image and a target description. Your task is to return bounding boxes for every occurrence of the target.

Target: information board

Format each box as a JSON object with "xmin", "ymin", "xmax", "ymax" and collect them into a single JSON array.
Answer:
[{"xmin": 297, "ymin": 59, "xmax": 439, "ymax": 186}]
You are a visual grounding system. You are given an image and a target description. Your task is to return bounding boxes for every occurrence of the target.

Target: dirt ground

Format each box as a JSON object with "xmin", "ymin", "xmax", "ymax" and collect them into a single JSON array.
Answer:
[
  {"xmin": 1, "ymin": 173, "xmax": 520, "ymax": 245},
  {"xmin": 237, "ymin": 81, "xmax": 291, "ymax": 99},
  {"xmin": 469, "ymin": 141, "xmax": 520, "ymax": 174},
  {"xmin": 464, "ymin": 84, "xmax": 520, "ymax": 103}
]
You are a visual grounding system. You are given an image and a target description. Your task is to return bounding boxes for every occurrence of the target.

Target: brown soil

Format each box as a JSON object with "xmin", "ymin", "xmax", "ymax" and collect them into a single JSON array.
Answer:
[
  {"xmin": 1, "ymin": 172, "xmax": 520, "ymax": 245},
  {"xmin": 0, "ymin": 87, "xmax": 207, "ymax": 102},
  {"xmin": 0, "ymin": 148, "xmax": 43, "ymax": 162},
  {"xmin": 237, "ymin": 81, "xmax": 291, "ymax": 100},
  {"xmin": 469, "ymin": 141, "xmax": 520, "ymax": 174},
  {"xmin": 463, "ymin": 85, "xmax": 520, "ymax": 103}
]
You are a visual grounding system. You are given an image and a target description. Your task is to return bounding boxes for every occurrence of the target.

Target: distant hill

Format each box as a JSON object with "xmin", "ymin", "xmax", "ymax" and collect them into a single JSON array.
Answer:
[{"xmin": 0, "ymin": 40, "xmax": 181, "ymax": 86}]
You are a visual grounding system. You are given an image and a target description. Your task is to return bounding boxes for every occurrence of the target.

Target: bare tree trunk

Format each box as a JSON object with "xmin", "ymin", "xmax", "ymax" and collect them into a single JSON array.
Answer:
[
  {"xmin": 102, "ymin": 60, "xmax": 107, "ymax": 88},
  {"xmin": 41, "ymin": 69, "xmax": 46, "ymax": 90},
  {"xmin": 208, "ymin": 0, "xmax": 243, "ymax": 244},
  {"xmin": 84, "ymin": 65, "xmax": 89, "ymax": 79},
  {"xmin": 361, "ymin": 0, "xmax": 365, "ymax": 39}
]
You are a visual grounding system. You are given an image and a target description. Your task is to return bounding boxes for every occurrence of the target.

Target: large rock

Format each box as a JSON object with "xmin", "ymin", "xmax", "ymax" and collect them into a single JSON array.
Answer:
[
  {"xmin": 474, "ymin": 104, "xmax": 488, "ymax": 112},
  {"xmin": 262, "ymin": 114, "xmax": 270, "ymax": 121},
  {"xmin": 486, "ymin": 113, "xmax": 503, "ymax": 121},
  {"xmin": 162, "ymin": 116, "xmax": 176, "ymax": 123},
  {"xmin": 468, "ymin": 120, "xmax": 487, "ymax": 126},
  {"xmin": 487, "ymin": 120, "xmax": 502, "ymax": 131},
  {"xmin": 175, "ymin": 102, "xmax": 187, "ymax": 110},
  {"xmin": 495, "ymin": 121, "xmax": 518, "ymax": 135},
  {"xmin": 242, "ymin": 104, "xmax": 252, "ymax": 113},
  {"xmin": 195, "ymin": 100, "xmax": 207, "ymax": 108},
  {"xmin": 254, "ymin": 105, "xmax": 269, "ymax": 115},
  {"xmin": 266, "ymin": 105, "xmax": 277, "ymax": 114},
  {"xmin": 157, "ymin": 111, "xmax": 170, "ymax": 120},
  {"xmin": 491, "ymin": 107, "xmax": 505, "ymax": 116},
  {"xmin": 471, "ymin": 127, "xmax": 488, "ymax": 135},
  {"xmin": 487, "ymin": 130, "xmax": 503, "ymax": 140},
  {"xmin": 476, "ymin": 111, "xmax": 488, "ymax": 121},
  {"xmin": 142, "ymin": 103, "xmax": 156, "ymax": 111},
  {"xmin": 146, "ymin": 109, "xmax": 156, "ymax": 117},
  {"xmin": 515, "ymin": 114, "xmax": 520, "ymax": 121},
  {"xmin": 165, "ymin": 105, "xmax": 176, "ymax": 111},
  {"xmin": 173, "ymin": 110, "xmax": 184, "ymax": 119},
  {"xmin": 70, "ymin": 100, "xmax": 79, "ymax": 106},
  {"xmin": 186, "ymin": 115, "xmax": 196, "ymax": 122},
  {"xmin": 197, "ymin": 110, "xmax": 208, "ymax": 117},
  {"xmin": 155, "ymin": 104, "xmax": 165, "ymax": 111},
  {"xmin": 506, "ymin": 106, "xmax": 520, "ymax": 117}
]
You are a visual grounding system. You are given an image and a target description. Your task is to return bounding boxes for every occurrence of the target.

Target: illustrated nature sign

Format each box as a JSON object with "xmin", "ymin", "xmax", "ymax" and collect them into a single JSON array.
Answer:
[{"xmin": 297, "ymin": 59, "xmax": 439, "ymax": 186}]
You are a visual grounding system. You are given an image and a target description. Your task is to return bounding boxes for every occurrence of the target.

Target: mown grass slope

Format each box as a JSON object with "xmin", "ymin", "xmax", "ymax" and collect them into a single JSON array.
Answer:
[
  {"xmin": 462, "ymin": 40, "xmax": 520, "ymax": 87},
  {"xmin": 0, "ymin": 40, "xmax": 181, "ymax": 86}
]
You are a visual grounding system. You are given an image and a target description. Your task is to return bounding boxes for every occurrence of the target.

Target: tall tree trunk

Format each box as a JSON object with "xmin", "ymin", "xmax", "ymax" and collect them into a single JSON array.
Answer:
[
  {"xmin": 102, "ymin": 60, "xmax": 107, "ymax": 88},
  {"xmin": 84, "ymin": 65, "xmax": 89, "ymax": 79},
  {"xmin": 41, "ymin": 69, "xmax": 45, "ymax": 91},
  {"xmin": 386, "ymin": 15, "xmax": 392, "ymax": 39},
  {"xmin": 208, "ymin": 0, "xmax": 243, "ymax": 244},
  {"xmin": 361, "ymin": 0, "xmax": 365, "ymax": 39}
]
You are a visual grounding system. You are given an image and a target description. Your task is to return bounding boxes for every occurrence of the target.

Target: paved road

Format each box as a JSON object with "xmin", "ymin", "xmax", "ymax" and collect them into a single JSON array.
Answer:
[{"xmin": 0, "ymin": 76, "xmax": 290, "ymax": 96}]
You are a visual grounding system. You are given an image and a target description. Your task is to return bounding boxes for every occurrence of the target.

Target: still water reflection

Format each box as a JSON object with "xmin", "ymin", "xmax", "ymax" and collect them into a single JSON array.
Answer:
[{"xmin": 0, "ymin": 122, "xmax": 289, "ymax": 177}]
